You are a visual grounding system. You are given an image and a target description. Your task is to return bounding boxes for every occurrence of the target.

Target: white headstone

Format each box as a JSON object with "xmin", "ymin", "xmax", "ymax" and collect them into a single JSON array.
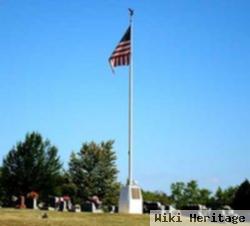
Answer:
[{"xmin": 33, "ymin": 198, "xmax": 38, "ymax": 209}]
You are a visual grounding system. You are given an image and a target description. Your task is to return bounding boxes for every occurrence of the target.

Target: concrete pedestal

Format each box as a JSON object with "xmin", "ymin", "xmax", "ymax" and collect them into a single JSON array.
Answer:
[{"xmin": 118, "ymin": 184, "xmax": 143, "ymax": 214}]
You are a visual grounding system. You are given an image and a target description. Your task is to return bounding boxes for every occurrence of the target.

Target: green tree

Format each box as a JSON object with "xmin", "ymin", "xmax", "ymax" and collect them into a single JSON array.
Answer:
[
  {"xmin": 206, "ymin": 186, "xmax": 238, "ymax": 209},
  {"xmin": 198, "ymin": 188, "xmax": 212, "ymax": 206},
  {"xmin": 232, "ymin": 179, "xmax": 250, "ymax": 210},
  {"xmin": 69, "ymin": 141, "xmax": 119, "ymax": 206},
  {"xmin": 171, "ymin": 182, "xmax": 187, "ymax": 208},
  {"xmin": 1, "ymin": 132, "xmax": 62, "ymax": 204},
  {"xmin": 171, "ymin": 180, "xmax": 212, "ymax": 208},
  {"xmin": 185, "ymin": 180, "xmax": 200, "ymax": 204},
  {"xmin": 57, "ymin": 171, "xmax": 78, "ymax": 203}
]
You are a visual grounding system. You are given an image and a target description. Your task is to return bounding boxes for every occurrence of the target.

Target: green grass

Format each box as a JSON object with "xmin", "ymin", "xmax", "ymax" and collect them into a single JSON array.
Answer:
[{"xmin": 0, "ymin": 208, "xmax": 150, "ymax": 226}]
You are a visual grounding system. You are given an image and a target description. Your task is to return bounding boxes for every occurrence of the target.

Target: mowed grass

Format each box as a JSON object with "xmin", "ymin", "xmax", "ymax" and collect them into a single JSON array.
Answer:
[{"xmin": 0, "ymin": 208, "xmax": 150, "ymax": 226}]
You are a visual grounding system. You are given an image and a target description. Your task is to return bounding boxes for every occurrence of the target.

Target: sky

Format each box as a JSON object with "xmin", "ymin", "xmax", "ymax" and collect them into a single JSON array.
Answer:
[{"xmin": 0, "ymin": 0, "xmax": 250, "ymax": 194}]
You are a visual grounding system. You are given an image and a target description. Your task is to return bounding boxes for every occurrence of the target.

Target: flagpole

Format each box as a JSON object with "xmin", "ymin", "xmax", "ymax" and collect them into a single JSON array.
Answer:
[
  {"xmin": 128, "ymin": 9, "xmax": 134, "ymax": 186},
  {"xmin": 119, "ymin": 9, "xmax": 143, "ymax": 214}
]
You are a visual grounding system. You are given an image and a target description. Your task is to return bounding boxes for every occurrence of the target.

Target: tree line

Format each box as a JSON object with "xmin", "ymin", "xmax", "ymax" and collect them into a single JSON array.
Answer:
[
  {"xmin": 143, "ymin": 179, "xmax": 250, "ymax": 210},
  {"xmin": 0, "ymin": 132, "xmax": 249, "ymax": 209}
]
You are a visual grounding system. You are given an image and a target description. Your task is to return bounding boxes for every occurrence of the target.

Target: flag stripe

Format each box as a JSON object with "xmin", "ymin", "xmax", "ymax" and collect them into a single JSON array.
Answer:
[
  {"xmin": 113, "ymin": 45, "xmax": 130, "ymax": 53},
  {"xmin": 110, "ymin": 50, "xmax": 131, "ymax": 58}
]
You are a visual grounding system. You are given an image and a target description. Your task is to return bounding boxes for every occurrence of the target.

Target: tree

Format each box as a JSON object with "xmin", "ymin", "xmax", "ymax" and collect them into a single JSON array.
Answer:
[
  {"xmin": 232, "ymin": 179, "xmax": 250, "ymax": 210},
  {"xmin": 1, "ymin": 132, "xmax": 62, "ymax": 204},
  {"xmin": 69, "ymin": 141, "xmax": 119, "ymax": 206},
  {"xmin": 171, "ymin": 182, "xmax": 187, "ymax": 208},
  {"xmin": 184, "ymin": 180, "xmax": 200, "ymax": 204},
  {"xmin": 198, "ymin": 188, "xmax": 212, "ymax": 206},
  {"xmin": 57, "ymin": 171, "xmax": 78, "ymax": 203},
  {"xmin": 171, "ymin": 180, "xmax": 212, "ymax": 209},
  {"xmin": 210, "ymin": 186, "xmax": 237, "ymax": 209}
]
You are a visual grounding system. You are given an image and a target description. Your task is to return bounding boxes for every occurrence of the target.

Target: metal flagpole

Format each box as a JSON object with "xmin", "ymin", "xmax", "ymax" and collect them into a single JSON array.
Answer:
[
  {"xmin": 128, "ymin": 8, "xmax": 134, "ymax": 186},
  {"xmin": 119, "ymin": 9, "xmax": 142, "ymax": 214}
]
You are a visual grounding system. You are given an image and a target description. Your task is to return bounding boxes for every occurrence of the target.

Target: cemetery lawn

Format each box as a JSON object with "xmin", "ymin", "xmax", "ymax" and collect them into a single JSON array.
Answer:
[{"xmin": 0, "ymin": 208, "xmax": 150, "ymax": 226}]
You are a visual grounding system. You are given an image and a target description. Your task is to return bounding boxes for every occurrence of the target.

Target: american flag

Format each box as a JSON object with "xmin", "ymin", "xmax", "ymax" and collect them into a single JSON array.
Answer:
[{"xmin": 109, "ymin": 26, "xmax": 131, "ymax": 70}]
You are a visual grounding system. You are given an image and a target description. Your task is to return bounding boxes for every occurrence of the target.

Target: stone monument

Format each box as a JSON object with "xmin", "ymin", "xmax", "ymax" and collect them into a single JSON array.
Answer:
[{"xmin": 119, "ymin": 182, "xmax": 143, "ymax": 214}]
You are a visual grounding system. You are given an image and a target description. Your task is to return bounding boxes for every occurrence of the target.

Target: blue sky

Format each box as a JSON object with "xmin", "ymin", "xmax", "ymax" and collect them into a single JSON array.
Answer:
[{"xmin": 0, "ymin": 0, "xmax": 250, "ymax": 194}]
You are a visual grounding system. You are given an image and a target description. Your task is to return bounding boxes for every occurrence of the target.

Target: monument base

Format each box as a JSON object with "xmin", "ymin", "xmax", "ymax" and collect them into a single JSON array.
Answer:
[{"xmin": 118, "ymin": 183, "xmax": 143, "ymax": 214}]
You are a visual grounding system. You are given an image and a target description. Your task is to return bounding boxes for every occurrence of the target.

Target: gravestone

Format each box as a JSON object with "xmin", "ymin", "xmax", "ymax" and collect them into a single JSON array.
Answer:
[
  {"xmin": 82, "ymin": 201, "xmax": 96, "ymax": 212},
  {"xmin": 59, "ymin": 197, "xmax": 67, "ymax": 212},
  {"xmin": 18, "ymin": 196, "xmax": 26, "ymax": 209},
  {"xmin": 48, "ymin": 196, "xmax": 60, "ymax": 210},
  {"xmin": 26, "ymin": 191, "xmax": 39, "ymax": 209},
  {"xmin": 109, "ymin": 205, "xmax": 117, "ymax": 213},
  {"xmin": 74, "ymin": 204, "xmax": 81, "ymax": 213},
  {"xmin": 12, "ymin": 196, "xmax": 18, "ymax": 207},
  {"xmin": 63, "ymin": 196, "xmax": 72, "ymax": 211},
  {"xmin": 89, "ymin": 196, "xmax": 102, "ymax": 209}
]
